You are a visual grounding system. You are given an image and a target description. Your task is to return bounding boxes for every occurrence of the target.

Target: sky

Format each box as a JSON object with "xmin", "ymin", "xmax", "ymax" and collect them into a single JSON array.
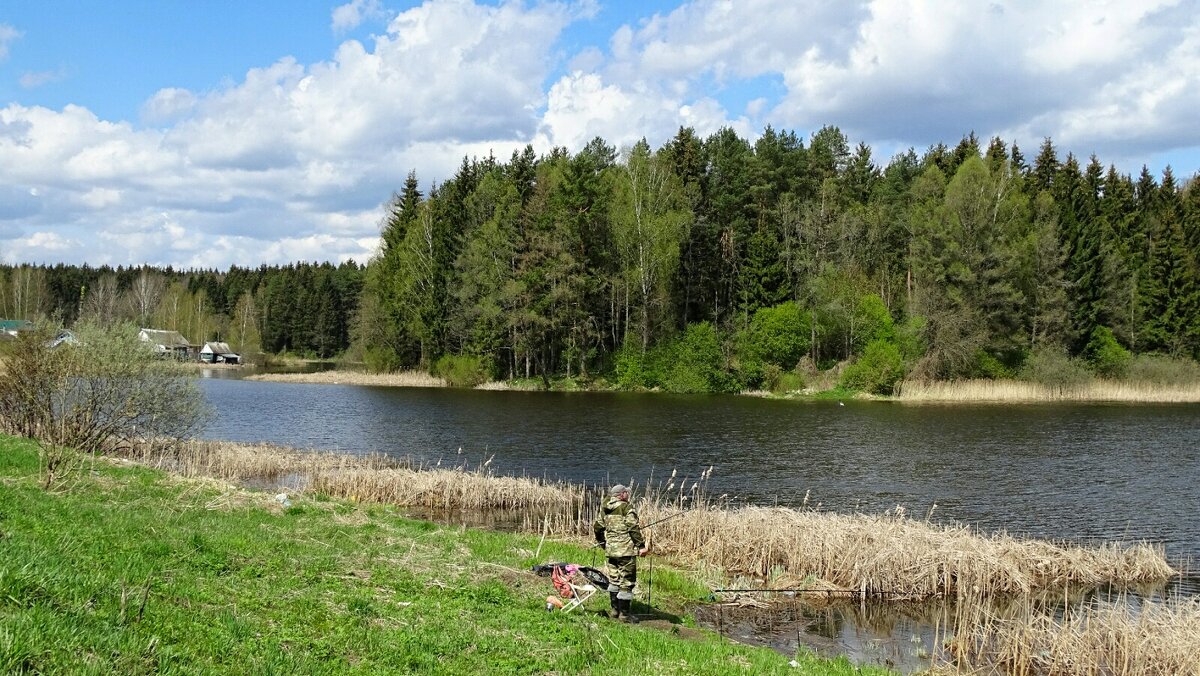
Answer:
[{"xmin": 1, "ymin": 0, "xmax": 1198, "ymax": 270}]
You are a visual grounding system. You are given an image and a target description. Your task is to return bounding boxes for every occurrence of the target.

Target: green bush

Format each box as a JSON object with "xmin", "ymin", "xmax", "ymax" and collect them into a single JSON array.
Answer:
[
  {"xmin": 1019, "ymin": 348, "xmax": 1094, "ymax": 389},
  {"xmin": 736, "ymin": 302, "xmax": 812, "ymax": 370},
  {"xmin": 1084, "ymin": 326, "xmax": 1131, "ymax": 378},
  {"xmin": 432, "ymin": 354, "xmax": 493, "ymax": 388},
  {"xmin": 662, "ymin": 322, "xmax": 736, "ymax": 394},
  {"xmin": 839, "ymin": 339, "xmax": 905, "ymax": 395},
  {"xmin": 852, "ymin": 294, "xmax": 895, "ymax": 351},
  {"xmin": 362, "ymin": 345, "xmax": 402, "ymax": 373},
  {"xmin": 613, "ymin": 344, "xmax": 652, "ymax": 389},
  {"xmin": 969, "ymin": 350, "xmax": 1014, "ymax": 379},
  {"xmin": 1126, "ymin": 354, "xmax": 1200, "ymax": 386},
  {"xmin": 771, "ymin": 370, "xmax": 806, "ymax": 394}
]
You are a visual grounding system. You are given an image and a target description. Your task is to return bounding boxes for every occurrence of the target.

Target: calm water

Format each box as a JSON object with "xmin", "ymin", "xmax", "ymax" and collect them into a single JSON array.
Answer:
[{"xmin": 198, "ymin": 373, "xmax": 1200, "ymax": 568}]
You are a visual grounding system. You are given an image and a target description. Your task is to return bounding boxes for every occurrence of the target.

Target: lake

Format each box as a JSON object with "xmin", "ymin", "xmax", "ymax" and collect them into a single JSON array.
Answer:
[{"xmin": 198, "ymin": 373, "xmax": 1200, "ymax": 569}]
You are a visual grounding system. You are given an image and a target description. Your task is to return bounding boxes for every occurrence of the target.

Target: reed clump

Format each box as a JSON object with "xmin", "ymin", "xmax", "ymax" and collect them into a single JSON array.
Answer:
[
  {"xmin": 897, "ymin": 379, "xmax": 1200, "ymax": 403},
  {"xmin": 946, "ymin": 595, "xmax": 1200, "ymax": 675},
  {"xmin": 635, "ymin": 503, "xmax": 1174, "ymax": 601},
  {"xmin": 245, "ymin": 370, "xmax": 448, "ymax": 387},
  {"xmin": 118, "ymin": 439, "xmax": 584, "ymax": 512}
]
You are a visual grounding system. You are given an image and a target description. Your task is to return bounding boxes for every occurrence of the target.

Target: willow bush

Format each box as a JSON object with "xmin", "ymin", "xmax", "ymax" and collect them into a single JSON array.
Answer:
[{"xmin": 0, "ymin": 322, "xmax": 210, "ymax": 489}]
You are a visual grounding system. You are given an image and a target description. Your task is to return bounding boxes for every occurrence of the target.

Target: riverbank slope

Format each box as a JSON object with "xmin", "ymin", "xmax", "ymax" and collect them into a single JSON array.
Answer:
[{"xmin": 0, "ymin": 435, "xmax": 873, "ymax": 675}]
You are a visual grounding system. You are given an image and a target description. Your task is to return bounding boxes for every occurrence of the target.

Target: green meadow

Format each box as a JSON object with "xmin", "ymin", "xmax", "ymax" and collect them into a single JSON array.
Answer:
[{"xmin": 0, "ymin": 435, "xmax": 885, "ymax": 675}]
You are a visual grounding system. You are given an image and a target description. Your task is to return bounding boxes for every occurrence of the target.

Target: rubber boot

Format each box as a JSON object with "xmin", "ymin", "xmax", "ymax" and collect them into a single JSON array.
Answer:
[
  {"xmin": 609, "ymin": 592, "xmax": 620, "ymax": 619},
  {"xmin": 619, "ymin": 598, "xmax": 638, "ymax": 623}
]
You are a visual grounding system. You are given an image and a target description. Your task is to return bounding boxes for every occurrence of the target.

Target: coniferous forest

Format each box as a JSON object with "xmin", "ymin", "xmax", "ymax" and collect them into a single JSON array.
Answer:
[{"xmin": 4, "ymin": 127, "xmax": 1199, "ymax": 393}]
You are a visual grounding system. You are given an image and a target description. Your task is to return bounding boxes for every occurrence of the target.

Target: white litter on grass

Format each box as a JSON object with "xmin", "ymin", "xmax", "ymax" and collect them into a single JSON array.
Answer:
[{"xmin": 274, "ymin": 493, "xmax": 291, "ymax": 508}]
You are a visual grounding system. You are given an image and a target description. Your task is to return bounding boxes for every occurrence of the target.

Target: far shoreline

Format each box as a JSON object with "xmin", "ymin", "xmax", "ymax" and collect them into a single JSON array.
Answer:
[{"xmin": 243, "ymin": 369, "xmax": 1200, "ymax": 404}]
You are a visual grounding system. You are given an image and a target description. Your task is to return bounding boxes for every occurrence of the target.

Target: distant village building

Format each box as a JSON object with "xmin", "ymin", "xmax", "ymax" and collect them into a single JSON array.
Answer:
[
  {"xmin": 48, "ymin": 330, "xmax": 79, "ymax": 349},
  {"xmin": 138, "ymin": 328, "xmax": 194, "ymax": 360},
  {"xmin": 200, "ymin": 341, "xmax": 240, "ymax": 365},
  {"xmin": 0, "ymin": 319, "xmax": 35, "ymax": 340}
]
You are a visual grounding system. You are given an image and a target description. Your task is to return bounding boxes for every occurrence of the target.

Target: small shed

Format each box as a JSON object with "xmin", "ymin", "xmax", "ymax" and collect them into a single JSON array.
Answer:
[
  {"xmin": 200, "ymin": 342, "xmax": 240, "ymax": 364},
  {"xmin": 138, "ymin": 328, "xmax": 194, "ymax": 360},
  {"xmin": 48, "ymin": 330, "xmax": 79, "ymax": 349}
]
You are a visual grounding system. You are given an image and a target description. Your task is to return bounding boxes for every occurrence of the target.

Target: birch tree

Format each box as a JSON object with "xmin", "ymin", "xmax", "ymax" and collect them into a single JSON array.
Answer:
[{"xmin": 610, "ymin": 141, "xmax": 690, "ymax": 351}]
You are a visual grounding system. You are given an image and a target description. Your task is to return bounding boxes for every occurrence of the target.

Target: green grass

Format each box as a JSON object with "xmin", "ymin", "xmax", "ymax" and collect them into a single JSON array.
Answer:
[{"xmin": 0, "ymin": 435, "xmax": 887, "ymax": 675}]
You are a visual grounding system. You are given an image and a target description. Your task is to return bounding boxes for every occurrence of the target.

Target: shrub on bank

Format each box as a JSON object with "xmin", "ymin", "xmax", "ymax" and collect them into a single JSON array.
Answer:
[
  {"xmin": 1085, "ymin": 326, "xmax": 1131, "ymax": 378},
  {"xmin": 839, "ymin": 339, "xmax": 905, "ymax": 395},
  {"xmin": 1018, "ymin": 348, "xmax": 1094, "ymax": 390},
  {"xmin": 0, "ymin": 322, "xmax": 210, "ymax": 489},
  {"xmin": 661, "ymin": 322, "xmax": 737, "ymax": 394},
  {"xmin": 362, "ymin": 345, "xmax": 403, "ymax": 373},
  {"xmin": 432, "ymin": 354, "xmax": 493, "ymax": 388},
  {"xmin": 1125, "ymin": 353, "xmax": 1200, "ymax": 386}
]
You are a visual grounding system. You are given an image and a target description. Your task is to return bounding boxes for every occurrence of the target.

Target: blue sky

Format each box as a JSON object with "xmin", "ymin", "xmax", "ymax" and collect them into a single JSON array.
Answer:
[{"xmin": 1, "ymin": 0, "xmax": 1198, "ymax": 269}]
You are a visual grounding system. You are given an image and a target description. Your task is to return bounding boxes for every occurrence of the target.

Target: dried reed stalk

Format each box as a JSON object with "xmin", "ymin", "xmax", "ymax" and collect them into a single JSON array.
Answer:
[
  {"xmin": 633, "ymin": 504, "xmax": 1174, "ymax": 601},
  {"xmin": 898, "ymin": 379, "xmax": 1200, "ymax": 403},
  {"xmin": 946, "ymin": 595, "xmax": 1200, "ymax": 675},
  {"xmin": 245, "ymin": 370, "xmax": 448, "ymax": 387}
]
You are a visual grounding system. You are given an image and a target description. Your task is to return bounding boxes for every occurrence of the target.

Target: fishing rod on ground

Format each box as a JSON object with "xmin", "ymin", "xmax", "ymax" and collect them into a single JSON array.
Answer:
[{"xmin": 708, "ymin": 587, "xmax": 904, "ymax": 598}]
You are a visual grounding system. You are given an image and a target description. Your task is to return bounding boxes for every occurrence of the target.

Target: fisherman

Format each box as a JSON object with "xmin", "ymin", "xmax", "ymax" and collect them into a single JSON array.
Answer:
[{"xmin": 593, "ymin": 484, "xmax": 647, "ymax": 622}]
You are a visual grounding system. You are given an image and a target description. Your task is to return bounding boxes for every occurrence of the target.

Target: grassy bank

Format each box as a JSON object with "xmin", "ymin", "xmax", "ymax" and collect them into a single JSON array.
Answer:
[{"xmin": 0, "ymin": 435, "xmax": 874, "ymax": 675}]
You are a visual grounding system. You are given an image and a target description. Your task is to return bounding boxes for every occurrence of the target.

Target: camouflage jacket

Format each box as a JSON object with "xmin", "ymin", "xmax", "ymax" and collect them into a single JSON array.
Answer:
[{"xmin": 593, "ymin": 497, "xmax": 645, "ymax": 557}]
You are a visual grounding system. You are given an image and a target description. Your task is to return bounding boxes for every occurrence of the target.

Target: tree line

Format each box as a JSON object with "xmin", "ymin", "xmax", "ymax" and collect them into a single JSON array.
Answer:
[
  {"xmin": 4, "ymin": 126, "xmax": 1198, "ymax": 391},
  {"xmin": 363, "ymin": 128, "xmax": 1200, "ymax": 391},
  {"xmin": 0, "ymin": 262, "xmax": 363, "ymax": 359}
]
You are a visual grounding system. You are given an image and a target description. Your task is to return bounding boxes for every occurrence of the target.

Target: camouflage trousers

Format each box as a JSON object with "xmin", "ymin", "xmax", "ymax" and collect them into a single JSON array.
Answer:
[{"xmin": 605, "ymin": 556, "xmax": 638, "ymax": 599}]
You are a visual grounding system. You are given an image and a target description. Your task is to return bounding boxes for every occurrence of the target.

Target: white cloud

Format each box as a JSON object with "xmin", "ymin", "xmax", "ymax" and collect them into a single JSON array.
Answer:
[
  {"xmin": 331, "ymin": 0, "xmax": 388, "ymax": 34},
  {"xmin": 19, "ymin": 68, "xmax": 65, "ymax": 89},
  {"xmin": 141, "ymin": 87, "xmax": 198, "ymax": 124},
  {"xmin": 77, "ymin": 187, "xmax": 121, "ymax": 209},
  {"xmin": 0, "ymin": 23, "xmax": 20, "ymax": 60},
  {"xmin": 2, "ymin": 0, "xmax": 1200, "ymax": 269},
  {"xmin": 0, "ymin": 1, "xmax": 582, "ymax": 267},
  {"xmin": 23, "ymin": 231, "xmax": 74, "ymax": 252},
  {"xmin": 598, "ymin": 0, "xmax": 1200, "ymax": 163}
]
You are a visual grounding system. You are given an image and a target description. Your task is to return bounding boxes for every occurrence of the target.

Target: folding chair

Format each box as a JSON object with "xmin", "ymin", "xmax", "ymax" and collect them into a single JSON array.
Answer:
[{"xmin": 547, "ymin": 564, "xmax": 598, "ymax": 613}]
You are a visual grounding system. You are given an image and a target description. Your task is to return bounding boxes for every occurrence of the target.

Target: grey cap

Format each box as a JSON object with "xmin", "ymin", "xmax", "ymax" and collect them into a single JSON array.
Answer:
[{"xmin": 610, "ymin": 484, "xmax": 629, "ymax": 496}]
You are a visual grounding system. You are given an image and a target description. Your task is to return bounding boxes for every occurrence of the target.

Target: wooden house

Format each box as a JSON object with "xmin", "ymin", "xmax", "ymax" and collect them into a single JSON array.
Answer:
[{"xmin": 138, "ymin": 328, "xmax": 194, "ymax": 360}]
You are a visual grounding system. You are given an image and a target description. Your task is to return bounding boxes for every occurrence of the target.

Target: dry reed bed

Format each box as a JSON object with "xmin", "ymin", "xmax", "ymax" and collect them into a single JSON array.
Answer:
[
  {"xmin": 244, "ymin": 370, "xmax": 448, "ymax": 387},
  {"xmin": 635, "ymin": 504, "xmax": 1174, "ymax": 601},
  {"xmin": 898, "ymin": 379, "xmax": 1200, "ymax": 403},
  {"xmin": 118, "ymin": 439, "xmax": 583, "ymax": 512},
  {"xmin": 116, "ymin": 440, "xmax": 1175, "ymax": 601},
  {"xmin": 947, "ymin": 596, "xmax": 1200, "ymax": 675}
]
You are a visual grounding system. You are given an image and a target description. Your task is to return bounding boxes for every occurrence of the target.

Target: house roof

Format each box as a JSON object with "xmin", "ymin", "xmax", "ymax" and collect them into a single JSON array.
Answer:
[
  {"xmin": 201, "ymin": 342, "xmax": 237, "ymax": 355},
  {"xmin": 139, "ymin": 328, "xmax": 191, "ymax": 348},
  {"xmin": 0, "ymin": 319, "xmax": 34, "ymax": 332}
]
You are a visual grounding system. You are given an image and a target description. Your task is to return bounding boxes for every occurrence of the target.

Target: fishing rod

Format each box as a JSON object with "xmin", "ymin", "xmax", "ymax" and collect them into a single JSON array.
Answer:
[
  {"xmin": 589, "ymin": 510, "xmax": 688, "ymax": 549},
  {"xmin": 641, "ymin": 510, "xmax": 688, "ymax": 530},
  {"xmin": 711, "ymin": 588, "xmax": 903, "ymax": 596}
]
